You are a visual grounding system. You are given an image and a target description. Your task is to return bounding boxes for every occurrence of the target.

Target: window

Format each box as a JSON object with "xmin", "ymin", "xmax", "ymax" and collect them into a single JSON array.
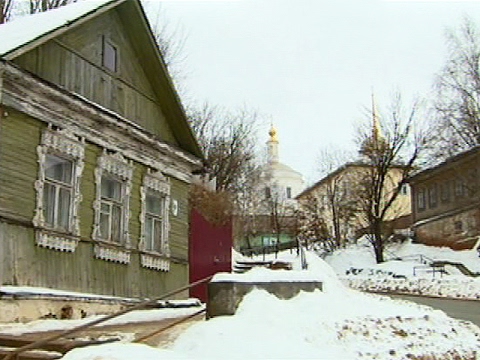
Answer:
[
  {"xmin": 43, "ymin": 154, "xmax": 74, "ymax": 231},
  {"xmin": 440, "ymin": 181, "xmax": 450, "ymax": 203},
  {"xmin": 417, "ymin": 188, "xmax": 425, "ymax": 212},
  {"xmin": 454, "ymin": 220, "xmax": 463, "ymax": 232},
  {"xmin": 265, "ymin": 187, "xmax": 271, "ymax": 199},
  {"xmin": 428, "ymin": 184, "xmax": 437, "ymax": 208},
  {"xmin": 139, "ymin": 170, "xmax": 171, "ymax": 271},
  {"xmin": 93, "ymin": 151, "xmax": 133, "ymax": 264},
  {"xmin": 454, "ymin": 179, "xmax": 465, "ymax": 197},
  {"xmin": 144, "ymin": 191, "xmax": 166, "ymax": 252},
  {"xmin": 400, "ymin": 184, "xmax": 409, "ymax": 195},
  {"xmin": 34, "ymin": 128, "xmax": 84, "ymax": 252},
  {"xmin": 99, "ymin": 175, "xmax": 124, "ymax": 243},
  {"xmin": 102, "ymin": 37, "xmax": 118, "ymax": 72},
  {"xmin": 286, "ymin": 187, "xmax": 292, "ymax": 199}
]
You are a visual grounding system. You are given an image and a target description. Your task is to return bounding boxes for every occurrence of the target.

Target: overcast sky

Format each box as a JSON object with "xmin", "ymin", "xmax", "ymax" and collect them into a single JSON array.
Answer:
[{"xmin": 149, "ymin": 0, "xmax": 480, "ymax": 184}]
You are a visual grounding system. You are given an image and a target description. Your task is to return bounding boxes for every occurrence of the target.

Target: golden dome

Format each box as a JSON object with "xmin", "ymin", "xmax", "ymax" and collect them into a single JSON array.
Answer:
[{"xmin": 268, "ymin": 125, "xmax": 278, "ymax": 142}]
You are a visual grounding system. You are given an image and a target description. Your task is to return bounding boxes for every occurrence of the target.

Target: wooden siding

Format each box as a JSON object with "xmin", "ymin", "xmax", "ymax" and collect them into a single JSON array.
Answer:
[
  {"xmin": 12, "ymin": 10, "xmax": 176, "ymax": 145},
  {"xmin": 0, "ymin": 109, "xmax": 43, "ymax": 221},
  {"xmin": 412, "ymin": 156, "xmax": 480, "ymax": 223},
  {"xmin": 0, "ymin": 221, "xmax": 188, "ymax": 298},
  {"xmin": 169, "ymin": 178, "xmax": 190, "ymax": 262},
  {"xmin": 0, "ymin": 110, "xmax": 189, "ymax": 298}
]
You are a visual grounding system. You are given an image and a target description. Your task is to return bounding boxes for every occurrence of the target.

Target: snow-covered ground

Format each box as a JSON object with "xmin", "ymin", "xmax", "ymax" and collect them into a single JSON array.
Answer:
[
  {"xmin": 325, "ymin": 238, "xmax": 480, "ymax": 300},
  {"xmin": 2, "ymin": 242, "xmax": 479, "ymax": 359},
  {"xmin": 54, "ymin": 248, "xmax": 480, "ymax": 359}
]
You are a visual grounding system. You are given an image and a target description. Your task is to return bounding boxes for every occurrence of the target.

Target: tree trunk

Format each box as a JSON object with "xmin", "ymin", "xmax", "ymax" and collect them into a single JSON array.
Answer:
[
  {"xmin": 373, "ymin": 240, "xmax": 384, "ymax": 263},
  {"xmin": 372, "ymin": 220, "xmax": 384, "ymax": 263}
]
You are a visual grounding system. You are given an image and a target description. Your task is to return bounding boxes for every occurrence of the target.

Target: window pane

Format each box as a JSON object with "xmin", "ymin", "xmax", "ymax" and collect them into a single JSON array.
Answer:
[
  {"xmin": 58, "ymin": 187, "xmax": 71, "ymax": 230},
  {"xmin": 99, "ymin": 209, "xmax": 110, "ymax": 240},
  {"xmin": 111, "ymin": 204, "xmax": 122, "ymax": 243},
  {"xmin": 154, "ymin": 218, "xmax": 163, "ymax": 252},
  {"xmin": 145, "ymin": 216, "xmax": 154, "ymax": 251},
  {"xmin": 101, "ymin": 176, "xmax": 122, "ymax": 201},
  {"xmin": 43, "ymin": 182, "xmax": 56, "ymax": 227},
  {"xmin": 45, "ymin": 154, "xmax": 72, "ymax": 184},
  {"xmin": 100, "ymin": 202, "xmax": 110, "ymax": 214},
  {"xmin": 146, "ymin": 192, "xmax": 163, "ymax": 215}
]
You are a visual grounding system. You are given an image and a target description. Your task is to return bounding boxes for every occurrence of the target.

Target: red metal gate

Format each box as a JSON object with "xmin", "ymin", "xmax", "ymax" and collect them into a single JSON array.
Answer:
[{"xmin": 189, "ymin": 209, "xmax": 232, "ymax": 303}]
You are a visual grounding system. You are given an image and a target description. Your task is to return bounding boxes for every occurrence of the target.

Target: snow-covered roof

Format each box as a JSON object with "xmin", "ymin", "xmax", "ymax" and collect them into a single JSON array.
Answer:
[{"xmin": 0, "ymin": 0, "xmax": 122, "ymax": 58}]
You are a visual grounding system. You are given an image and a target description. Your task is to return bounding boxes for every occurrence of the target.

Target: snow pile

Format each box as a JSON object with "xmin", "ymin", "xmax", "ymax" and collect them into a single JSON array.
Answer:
[
  {"xmin": 63, "ymin": 343, "xmax": 187, "ymax": 360},
  {"xmin": 325, "ymin": 240, "xmax": 480, "ymax": 299},
  {"xmin": 343, "ymin": 276, "xmax": 480, "ymax": 300},
  {"xmin": 62, "ymin": 252, "xmax": 480, "ymax": 360},
  {"xmin": 394, "ymin": 240, "xmax": 480, "ymax": 272},
  {"xmin": 212, "ymin": 266, "xmax": 323, "ymax": 283}
]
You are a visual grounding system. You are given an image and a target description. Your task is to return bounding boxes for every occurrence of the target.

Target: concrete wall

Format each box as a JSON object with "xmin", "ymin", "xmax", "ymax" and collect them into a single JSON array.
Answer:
[{"xmin": 207, "ymin": 281, "xmax": 322, "ymax": 318}]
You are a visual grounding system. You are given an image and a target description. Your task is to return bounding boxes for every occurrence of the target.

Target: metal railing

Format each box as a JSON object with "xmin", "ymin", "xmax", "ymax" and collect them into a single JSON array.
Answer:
[
  {"xmin": 398, "ymin": 254, "xmax": 434, "ymax": 265},
  {"xmin": 240, "ymin": 241, "xmax": 298, "ymax": 259},
  {"xmin": 413, "ymin": 263, "xmax": 446, "ymax": 278}
]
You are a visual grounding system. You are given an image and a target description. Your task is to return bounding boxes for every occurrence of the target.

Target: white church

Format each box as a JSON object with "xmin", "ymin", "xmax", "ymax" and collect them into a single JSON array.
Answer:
[
  {"xmin": 242, "ymin": 126, "xmax": 305, "ymax": 250},
  {"xmin": 261, "ymin": 125, "xmax": 305, "ymax": 205}
]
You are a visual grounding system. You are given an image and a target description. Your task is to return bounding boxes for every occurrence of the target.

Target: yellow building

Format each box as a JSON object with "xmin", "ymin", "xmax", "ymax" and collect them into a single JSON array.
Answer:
[
  {"xmin": 296, "ymin": 95, "xmax": 412, "ymax": 244},
  {"xmin": 296, "ymin": 162, "xmax": 412, "ymax": 242}
]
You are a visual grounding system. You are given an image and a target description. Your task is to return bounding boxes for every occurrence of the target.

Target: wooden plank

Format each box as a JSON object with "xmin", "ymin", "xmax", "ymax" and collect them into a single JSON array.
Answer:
[
  {"xmin": 0, "ymin": 334, "xmax": 119, "ymax": 354},
  {"xmin": 0, "ymin": 349, "xmax": 61, "ymax": 360}
]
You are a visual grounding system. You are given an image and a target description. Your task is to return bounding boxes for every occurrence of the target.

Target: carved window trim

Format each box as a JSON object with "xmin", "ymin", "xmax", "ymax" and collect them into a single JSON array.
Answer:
[
  {"xmin": 92, "ymin": 151, "xmax": 133, "ymax": 264},
  {"xmin": 33, "ymin": 127, "xmax": 85, "ymax": 252},
  {"xmin": 139, "ymin": 169, "xmax": 171, "ymax": 271}
]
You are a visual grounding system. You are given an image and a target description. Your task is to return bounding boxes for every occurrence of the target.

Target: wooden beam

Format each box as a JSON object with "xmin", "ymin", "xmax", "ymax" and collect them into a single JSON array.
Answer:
[
  {"xmin": 0, "ymin": 349, "xmax": 61, "ymax": 360},
  {"xmin": 0, "ymin": 334, "xmax": 120, "ymax": 354}
]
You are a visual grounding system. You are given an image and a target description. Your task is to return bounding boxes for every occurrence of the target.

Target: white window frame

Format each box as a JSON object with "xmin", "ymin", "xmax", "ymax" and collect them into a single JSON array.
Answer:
[
  {"xmin": 99, "ymin": 175, "xmax": 125, "ymax": 243},
  {"xmin": 92, "ymin": 151, "xmax": 133, "ymax": 264},
  {"xmin": 33, "ymin": 127, "xmax": 84, "ymax": 252},
  {"xmin": 139, "ymin": 170, "xmax": 171, "ymax": 271}
]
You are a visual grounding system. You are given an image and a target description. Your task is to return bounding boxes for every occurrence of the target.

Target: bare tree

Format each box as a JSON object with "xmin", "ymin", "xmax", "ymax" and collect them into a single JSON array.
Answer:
[
  {"xmin": 142, "ymin": 1, "xmax": 188, "ymax": 95},
  {"xmin": 431, "ymin": 18, "xmax": 480, "ymax": 160},
  {"xmin": 187, "ymin": 103, "xmax": 261, "ymax": 194},
  {"xmin": 233, "ymin": 163, "xmax": 263, "ymax": 250},
  {"xmin": 315, "ymin": 147, "xmax": 358, "ymax": 248},
  {"xmin": 263, "ymin": 181, "xmax": 296, "ymax": 252},
  {"xmin": 0, "ymin": 0, "xmax": 13, "ymax": 23},
  {"xmin": 296, "ymin": 193, "xmax": 330, "ymax": 252},
  {"xmin": 356, "ymin": 94, "xmax": 426, "ymax": 263},
  {"xmin": 29, "ymin": 0, "xmax": 76, "ymax": 13}
]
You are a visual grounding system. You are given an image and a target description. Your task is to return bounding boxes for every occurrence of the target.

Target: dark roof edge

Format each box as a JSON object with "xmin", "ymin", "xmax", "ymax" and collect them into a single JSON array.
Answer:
[{"xmin": 408, "ymin": 146, "xmax": 480, "ymax": 183}]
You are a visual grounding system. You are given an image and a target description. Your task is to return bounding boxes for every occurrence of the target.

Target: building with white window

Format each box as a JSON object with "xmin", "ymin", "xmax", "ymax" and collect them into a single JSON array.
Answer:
[
  {"xmin": 0, "ymin": 0, "xmax": 203, "ymax": 299},
  {"xmin": 262, "ymin": 126, "xmax": 305, "ymax": 204}
]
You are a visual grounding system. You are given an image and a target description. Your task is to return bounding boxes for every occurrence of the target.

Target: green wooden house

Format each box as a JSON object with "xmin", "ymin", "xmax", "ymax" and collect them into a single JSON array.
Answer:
[{"xmin": 0, "ymin": 0, "xmax": 203, "ymax": 298}]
